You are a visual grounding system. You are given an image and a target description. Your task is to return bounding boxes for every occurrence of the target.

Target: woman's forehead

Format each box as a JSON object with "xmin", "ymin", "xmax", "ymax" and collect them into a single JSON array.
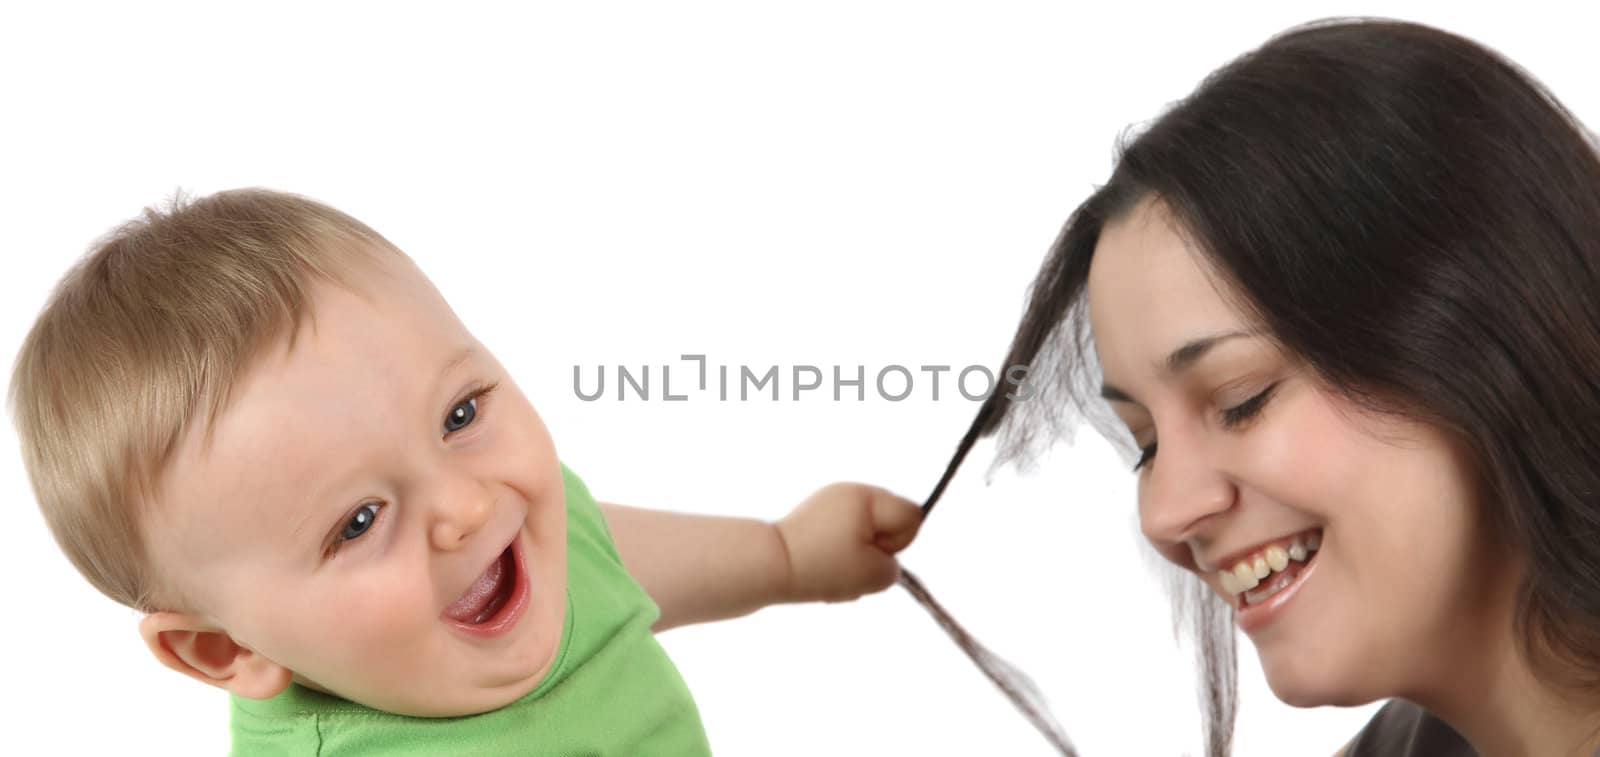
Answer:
[{"xmin": 1087, "ymin": 203, "xmax": 1249, "ymax": 382}]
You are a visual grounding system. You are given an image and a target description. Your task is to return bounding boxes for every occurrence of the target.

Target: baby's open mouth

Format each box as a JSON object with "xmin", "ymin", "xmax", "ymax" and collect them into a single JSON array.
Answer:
[{"xmin": 443, "ymin": 544, "xmax": 517, "ymax": 625}]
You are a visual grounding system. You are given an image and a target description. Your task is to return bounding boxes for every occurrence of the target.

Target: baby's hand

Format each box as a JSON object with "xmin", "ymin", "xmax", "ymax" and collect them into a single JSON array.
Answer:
[{"xmin": 776, "ymin": 483, "xmax": 922, "ymax": 603}]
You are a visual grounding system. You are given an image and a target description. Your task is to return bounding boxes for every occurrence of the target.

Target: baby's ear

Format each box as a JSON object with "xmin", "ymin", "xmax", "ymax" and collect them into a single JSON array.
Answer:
[{"xmin": 138, "ymin": 612, "xmax": 292, "ymax": 700}]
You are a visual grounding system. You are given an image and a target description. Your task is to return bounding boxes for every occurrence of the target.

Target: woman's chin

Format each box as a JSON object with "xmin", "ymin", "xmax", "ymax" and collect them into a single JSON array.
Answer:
[{"xmin": 1259, "ymin": 649, "xmax": 1374, "ymax": 708}]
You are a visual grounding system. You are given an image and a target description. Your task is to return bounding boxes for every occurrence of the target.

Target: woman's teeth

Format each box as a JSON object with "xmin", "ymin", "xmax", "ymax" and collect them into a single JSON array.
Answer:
[
  {"xmin": 1217, "ymin": 531, "xmax": 1320, "ymax": 598},
  {"xmin": 1243, "ymin": 570, "xmax": 1297, "ymax": 606}
]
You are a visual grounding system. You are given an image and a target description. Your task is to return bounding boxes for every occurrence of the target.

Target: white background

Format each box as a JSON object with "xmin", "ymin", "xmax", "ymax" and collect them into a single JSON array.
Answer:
[{"xmin": 2, "ymin": 2, "xmax": 1593, "ymax": 755}]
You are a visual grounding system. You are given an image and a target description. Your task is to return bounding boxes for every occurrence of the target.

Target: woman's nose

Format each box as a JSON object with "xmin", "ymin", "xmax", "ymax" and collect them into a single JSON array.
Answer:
[
  {"xmin": 429, "ymin": 476, "xmax": 494, "ymax": 550},
  {"xmin": 1138, "ymin": 430, "xmax": 1236, "ymax": 547}
]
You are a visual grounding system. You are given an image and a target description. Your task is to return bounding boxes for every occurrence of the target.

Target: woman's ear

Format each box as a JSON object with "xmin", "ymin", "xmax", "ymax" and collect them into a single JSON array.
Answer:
[{"xmin": 138, "ymin": 612, "xmax": 292, "ymax": 700}]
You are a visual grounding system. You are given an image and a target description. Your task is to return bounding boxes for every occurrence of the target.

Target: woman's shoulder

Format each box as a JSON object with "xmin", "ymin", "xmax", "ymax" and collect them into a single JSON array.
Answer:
[{"xmin": 1340, "ymin": 699, "xmax": 1475, "ymax": 757}]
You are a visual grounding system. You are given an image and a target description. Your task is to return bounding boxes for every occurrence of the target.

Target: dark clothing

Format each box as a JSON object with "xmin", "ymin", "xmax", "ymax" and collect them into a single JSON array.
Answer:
[{"xmin": 1345, "ymin": 699, "xmax": 1475, "ymax": 756}]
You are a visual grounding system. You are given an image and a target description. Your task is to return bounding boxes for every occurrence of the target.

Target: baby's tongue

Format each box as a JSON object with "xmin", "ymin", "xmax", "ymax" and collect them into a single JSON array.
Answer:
[{"xmin": 443, "ymin": 552, "xmax": 506, "ymax": 623}]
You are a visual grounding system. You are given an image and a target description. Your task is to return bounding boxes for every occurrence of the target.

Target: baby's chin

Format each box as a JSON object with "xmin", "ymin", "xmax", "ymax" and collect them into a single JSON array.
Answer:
[
  {"xmin": 284, "ymin": 588, "xmax": 569, "ymax": 716},
  {"xmin": 290, "ymin": 674, "xmax": 331, "ymax": 695},
  {"xmin": 290, "ymin": 670, "xmax": 550, "ymax": 718}
]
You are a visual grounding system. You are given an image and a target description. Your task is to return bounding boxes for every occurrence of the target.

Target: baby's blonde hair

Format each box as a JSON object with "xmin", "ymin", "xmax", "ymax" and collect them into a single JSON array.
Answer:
[{"xmin": 9, "ymin": 188, "xmax": 403, "ymax": 612}]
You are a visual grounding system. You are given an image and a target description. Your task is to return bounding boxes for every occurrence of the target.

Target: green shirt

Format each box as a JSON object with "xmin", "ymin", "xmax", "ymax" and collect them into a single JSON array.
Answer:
[{"xmin": 229, "ymin": 464, "xmax": 712, "ymax": 756}]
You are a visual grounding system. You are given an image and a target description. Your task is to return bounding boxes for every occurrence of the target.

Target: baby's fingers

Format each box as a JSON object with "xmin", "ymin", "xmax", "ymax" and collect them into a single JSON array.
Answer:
[{"xmin": 870, "ymin": 490, "xmax": 923, "ymax": 553}]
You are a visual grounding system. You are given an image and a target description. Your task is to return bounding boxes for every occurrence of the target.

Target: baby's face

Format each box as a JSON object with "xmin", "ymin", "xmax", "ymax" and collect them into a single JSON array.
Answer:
[{"xmin": 148, "ymin": 251, "xmax": 569, "ymax": 716}]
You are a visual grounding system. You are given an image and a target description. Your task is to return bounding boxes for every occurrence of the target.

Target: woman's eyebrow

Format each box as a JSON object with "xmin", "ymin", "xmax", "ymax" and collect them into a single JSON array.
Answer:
[{"xmin": 1100, "ymin": 330, "xmax": 1253, "ymax": 403}]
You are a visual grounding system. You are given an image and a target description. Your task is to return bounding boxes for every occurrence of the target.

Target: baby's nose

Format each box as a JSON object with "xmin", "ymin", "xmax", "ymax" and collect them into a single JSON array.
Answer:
[{"xmin": 431, "ymin": 494, "xmax": 493, "ymax": 549}]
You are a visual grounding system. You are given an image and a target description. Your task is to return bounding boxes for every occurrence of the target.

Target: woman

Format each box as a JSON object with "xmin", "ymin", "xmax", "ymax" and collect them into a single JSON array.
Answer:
[{"xmin": 938, "ymin": 18, "xmax": 1600, "ymax": 756}]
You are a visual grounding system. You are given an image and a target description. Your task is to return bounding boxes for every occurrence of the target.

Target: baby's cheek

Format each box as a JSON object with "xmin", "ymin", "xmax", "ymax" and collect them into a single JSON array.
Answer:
[
  {"xmin": 354, "ymin": 568, "xmax": 430, "ymax": 621},
  {"xmin": 309, "ymin": 571, "xmax": 434, "ymax": 655}
]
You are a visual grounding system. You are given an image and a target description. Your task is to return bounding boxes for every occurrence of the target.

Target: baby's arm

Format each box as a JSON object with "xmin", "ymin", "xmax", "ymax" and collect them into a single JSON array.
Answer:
[{"xmin": 599, "ymin": 483, "xmax": 922, "ymax": 631}]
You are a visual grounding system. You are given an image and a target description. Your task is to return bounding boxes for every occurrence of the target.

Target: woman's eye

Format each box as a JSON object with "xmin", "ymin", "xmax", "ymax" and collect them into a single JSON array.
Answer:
[
  {"xmin": 1130, "ymin": 382, "xmax": 1278, "ymax": 474},
  {"xmin": 1220, "ymin": 381, "xmax": 1281, "ymax": 429},
  {"xmin": 338, "ymin": 502, "xmax": 381, "ymax": 544},
  {"xmin": 444, "ymin": 396, "xmax": 477, "ymax": 433},
  {"xmin": 1133, "ymin": 441, "xmax": 1158, "ymax": 472}
]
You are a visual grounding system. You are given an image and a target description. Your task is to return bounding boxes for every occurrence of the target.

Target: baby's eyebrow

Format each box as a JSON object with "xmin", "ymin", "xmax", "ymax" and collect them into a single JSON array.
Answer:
[
  {"xmin": 438, "ymin": 345, "xmax": 476, "ymax": 380},
  {"xmin": 290, "ymin": 500, "xmax": 327, "ymax": 547}
]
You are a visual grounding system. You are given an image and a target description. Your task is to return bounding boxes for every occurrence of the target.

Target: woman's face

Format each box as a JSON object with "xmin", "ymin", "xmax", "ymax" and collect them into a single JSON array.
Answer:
[{"xmin": 1086, "ymin": 198, "xmax": 1512, "ymax": 706}]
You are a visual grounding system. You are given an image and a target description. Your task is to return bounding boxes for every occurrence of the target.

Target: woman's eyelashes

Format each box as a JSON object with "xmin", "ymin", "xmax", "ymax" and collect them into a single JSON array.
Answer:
[
  {"xmin": 1219, "ymin": 380, "xmax": 1281, "ymax": 430},
  {"xmin": 1131, "ymin": 381, "xmax": 1282, "ymax": 472},
  {"xmin": 1133, "ymin": 441, "xmax": 1158, "ymax": 472}
]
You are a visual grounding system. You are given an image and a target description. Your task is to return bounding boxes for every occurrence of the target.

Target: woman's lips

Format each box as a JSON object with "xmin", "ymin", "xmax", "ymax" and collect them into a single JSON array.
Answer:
[
  {"xmin": 1228, "ymin": 547, "xmax": 1318, "ymax": 633},
  {"xmin": 1202, "ymin": 528, "xmax": 1322, "ymax": 577}
]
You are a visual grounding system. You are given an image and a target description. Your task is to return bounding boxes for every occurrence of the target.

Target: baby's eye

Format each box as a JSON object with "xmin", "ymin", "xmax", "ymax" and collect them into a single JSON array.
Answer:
[
  {"xmin": 339, "ymin": 502, "xmax": 381, "ymax": 542},
  {"xmin": 444, "ymin": 396, "xmax": 477, "ymax": 434},
  {"xmin": 441, "ymin": 382, "xmax": 496, "ymax": 437}
]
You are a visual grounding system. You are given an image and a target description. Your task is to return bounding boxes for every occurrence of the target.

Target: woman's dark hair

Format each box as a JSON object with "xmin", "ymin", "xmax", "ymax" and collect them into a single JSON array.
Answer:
[{"xmin": 924, "ymin": 17, "xmax": 1600, "ymax": 756}]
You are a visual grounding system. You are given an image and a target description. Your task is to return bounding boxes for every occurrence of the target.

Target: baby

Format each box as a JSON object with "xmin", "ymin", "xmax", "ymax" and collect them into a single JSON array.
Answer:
[{"xmin": 9, "ymin": 189, "xmax": 923, "ymax": 755}]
